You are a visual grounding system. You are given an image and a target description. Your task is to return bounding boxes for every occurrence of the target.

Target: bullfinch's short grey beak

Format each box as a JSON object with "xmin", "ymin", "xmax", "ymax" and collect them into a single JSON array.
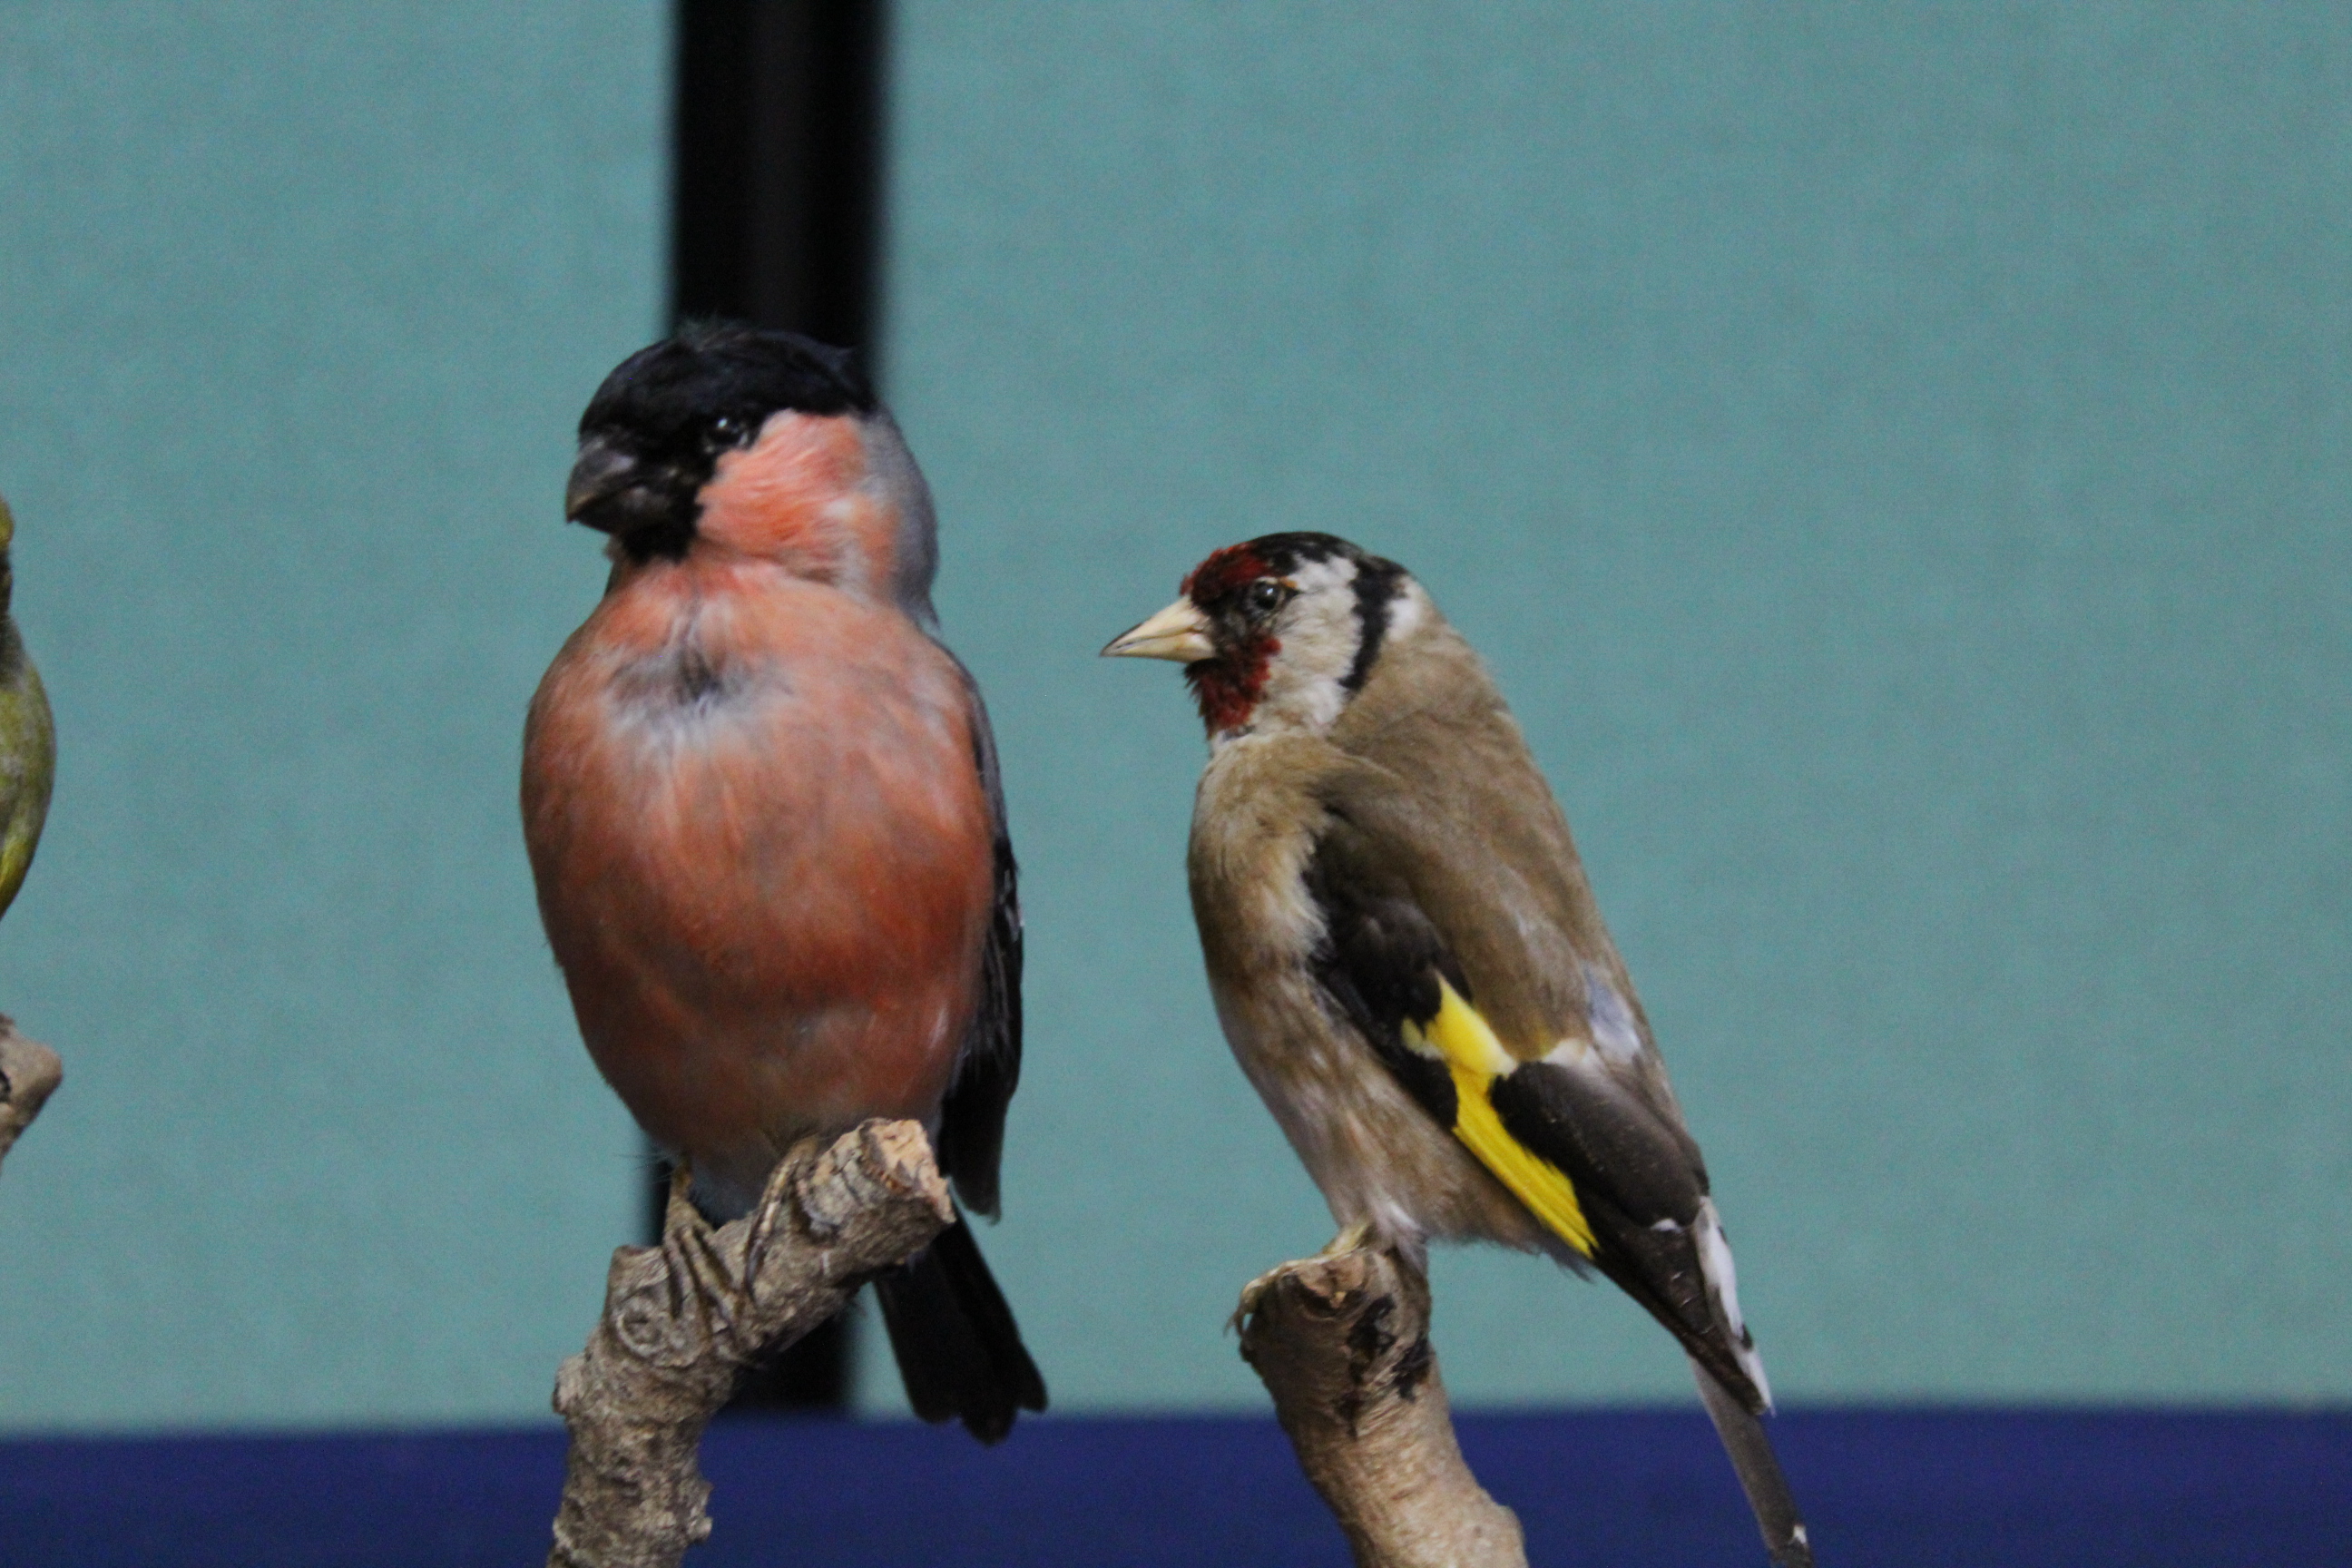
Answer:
[{"xmin": 564, "ymin": 437, "xmax": 646, "ymax": 533}]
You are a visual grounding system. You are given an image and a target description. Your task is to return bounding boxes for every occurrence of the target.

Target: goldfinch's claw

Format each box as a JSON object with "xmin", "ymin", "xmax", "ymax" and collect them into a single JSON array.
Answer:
[
  {"xmin": 1319, "ymin": 1220, "xmax": 1376, "ymax": 1259},
  {"xmin": 1232, "ymin": 1222, "xmax": 1378, "ymax": 1329},
  {"xmin": 1233, "ymin": 1264, "xmax": 1287, "ymax": 1328}
]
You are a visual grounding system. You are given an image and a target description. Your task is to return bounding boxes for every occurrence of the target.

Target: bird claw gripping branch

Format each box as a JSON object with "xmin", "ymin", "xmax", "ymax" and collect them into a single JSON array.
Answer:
[
  {"xmin": 546, "ymin": 1120, "xmax": 953, "ymax": 1568},
  {"xmin": 524, "ymin": 325, "xmax": 1044, "ymax": 1450}
]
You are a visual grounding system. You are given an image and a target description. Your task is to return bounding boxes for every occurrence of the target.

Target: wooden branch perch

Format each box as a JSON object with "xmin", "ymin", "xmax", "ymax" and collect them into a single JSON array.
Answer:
[
  {"xmin": 546, "ymin": 1118, "xmax": 955, "ymax": 1568},
  {"xmin": 0, "ymin": 1015, "xmax": 61, "ymax": 1180},
  {"xmin": 1238, "ymin": 1243, "xmax": 1528, "ymax": 1568}
]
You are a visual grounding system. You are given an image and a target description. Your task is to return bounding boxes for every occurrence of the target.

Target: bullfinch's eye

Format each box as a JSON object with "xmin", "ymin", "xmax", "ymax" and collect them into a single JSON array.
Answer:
[
  {"xmin": 1248, "ymin": 580, "xmax": 1289, "ymax": 613},
  {"xmin": 707, "ymin": 416, "xmax": 748, "ymax": 451}
]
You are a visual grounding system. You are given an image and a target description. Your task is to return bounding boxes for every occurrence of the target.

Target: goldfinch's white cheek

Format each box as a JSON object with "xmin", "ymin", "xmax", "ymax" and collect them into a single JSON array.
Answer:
[{"xmin": 1256, "ymin": 583, "xmax": 1367, "ymax": 733}]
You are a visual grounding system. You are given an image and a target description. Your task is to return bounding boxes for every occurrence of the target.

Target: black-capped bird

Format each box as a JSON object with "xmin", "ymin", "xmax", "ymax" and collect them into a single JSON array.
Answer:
[
  {"xmin": 1104, "ymin": 532, "xmax": 1811, "ymax": 1566},
  {"xmin": 523, "ymin": 325, "xmax": 1044, "ymax": 1441}
]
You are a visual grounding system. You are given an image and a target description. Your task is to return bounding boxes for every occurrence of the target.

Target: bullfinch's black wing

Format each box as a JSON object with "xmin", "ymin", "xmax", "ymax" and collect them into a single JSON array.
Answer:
[
  {"xmin": 869, "ymin": 664, "xmax": 1044, "ymax": 1443},
  {"xmin": 935, "ymin": 669, "xmax": 1022, "ymax": 1219}
]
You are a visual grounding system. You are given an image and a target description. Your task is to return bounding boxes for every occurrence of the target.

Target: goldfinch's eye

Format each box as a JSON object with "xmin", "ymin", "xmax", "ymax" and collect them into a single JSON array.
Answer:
[{"xmin": 1248, "ymin": 580, "xmax": 1289, "ymax": 613}]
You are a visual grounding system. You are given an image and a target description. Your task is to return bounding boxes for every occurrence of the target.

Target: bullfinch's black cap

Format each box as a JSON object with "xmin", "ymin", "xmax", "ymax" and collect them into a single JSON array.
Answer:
[
  {"xmin": 580, "ymin": 321, "xmax": 876, "ymax": 443},
  {"xmin": 567, "ymin": 322, "xmax": 877, "ymax": 557}
]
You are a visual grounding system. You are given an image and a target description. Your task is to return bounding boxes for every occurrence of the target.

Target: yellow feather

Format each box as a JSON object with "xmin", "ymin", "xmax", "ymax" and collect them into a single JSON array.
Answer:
[{"xmin": 1405, "ymin": 979, "xmax": 1597, "ymax": 1258}]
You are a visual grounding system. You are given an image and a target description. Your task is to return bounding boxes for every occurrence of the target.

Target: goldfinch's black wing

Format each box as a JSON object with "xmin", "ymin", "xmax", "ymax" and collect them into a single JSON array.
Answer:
[
  {"xmin": 935, "ymin": 669, "xmax": 1021, "ymax": 1218},
  {"xmin": 1304, "ymin": 791, "xmax": 1772, "ymax": 1414}
]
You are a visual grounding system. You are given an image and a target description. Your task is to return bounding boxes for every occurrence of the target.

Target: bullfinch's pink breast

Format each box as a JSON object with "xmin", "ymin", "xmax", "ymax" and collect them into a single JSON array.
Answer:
[{"xmin": 521, "ymin": 558, "xmax": 995, "ymax": 1193}]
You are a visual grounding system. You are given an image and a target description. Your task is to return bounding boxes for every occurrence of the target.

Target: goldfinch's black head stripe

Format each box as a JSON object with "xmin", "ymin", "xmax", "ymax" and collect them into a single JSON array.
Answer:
[{"xmin": 1341, "ymin": 557, "xmax": 1406, "ymax": 694}]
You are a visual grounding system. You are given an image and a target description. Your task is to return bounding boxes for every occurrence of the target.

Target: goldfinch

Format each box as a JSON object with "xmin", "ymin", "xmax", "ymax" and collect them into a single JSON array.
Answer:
[
  {"xmin": 1106, "ymin": 532, "xmax": 1810, "ymax": 1566},
  {"xmin": 522, "ymin": 325, "xmax": 1044, "ymax": 1441}
]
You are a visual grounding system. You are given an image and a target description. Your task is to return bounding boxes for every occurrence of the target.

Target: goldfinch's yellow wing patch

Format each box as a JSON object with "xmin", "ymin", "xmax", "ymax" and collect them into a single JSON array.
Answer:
[{"xmin": 1403, "ymin": 979, "xmax": 1596, "ymax": 1258}]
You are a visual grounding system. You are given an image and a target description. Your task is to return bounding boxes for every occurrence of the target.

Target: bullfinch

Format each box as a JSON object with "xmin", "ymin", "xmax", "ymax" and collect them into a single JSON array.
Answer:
[{"xmin": 522, "ymin": 324, "xmax": 1044, "ymax": 1441}]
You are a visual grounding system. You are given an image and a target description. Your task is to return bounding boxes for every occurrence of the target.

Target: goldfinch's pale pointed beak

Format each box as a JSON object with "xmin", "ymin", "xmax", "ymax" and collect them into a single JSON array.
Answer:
[{"xmin": 1102, "ymin": 598, "xmax": 1215, "ymax": 662}]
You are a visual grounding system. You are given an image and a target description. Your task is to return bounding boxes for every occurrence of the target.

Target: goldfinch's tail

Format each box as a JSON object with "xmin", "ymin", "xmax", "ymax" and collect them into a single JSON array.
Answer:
[
  {"xmin": 872, "ymin": 1210, "xmax": 1046, "ymax": 1444},
  {"xmin": 1692, "ymin": 1357, "xmax": 1814, "ymax": 1567}
]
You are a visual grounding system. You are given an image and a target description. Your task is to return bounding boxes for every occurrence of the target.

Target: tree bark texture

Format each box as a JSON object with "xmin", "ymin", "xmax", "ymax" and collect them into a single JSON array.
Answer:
[
  {"xmin": 1238, "ymin": 1243, "xmax": 1528, "ymax": 1568},
  {"xmin": 546, "ymin": 1118, "xmax": 954, "ymax": 1568},
  {"xmin": 0, "ymin": 1016, "xmax": 60, "ymax": 1180}
]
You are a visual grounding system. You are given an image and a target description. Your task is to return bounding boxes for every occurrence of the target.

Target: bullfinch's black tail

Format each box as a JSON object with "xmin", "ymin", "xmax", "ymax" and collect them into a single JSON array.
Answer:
[
  {"xmin": 1692, "ymin": 1357, "xmax": 1814, "ymax": 1567},
  {"xmin": 873, "ymin": 1211, "xmax": 1046, "ymax": 1443}
]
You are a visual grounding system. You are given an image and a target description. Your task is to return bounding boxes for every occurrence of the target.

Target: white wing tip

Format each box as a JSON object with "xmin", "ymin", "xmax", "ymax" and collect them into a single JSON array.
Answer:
[{"xmin": 1693, "ymin": 1197, "xmax": 1774, "ymax": 1411}]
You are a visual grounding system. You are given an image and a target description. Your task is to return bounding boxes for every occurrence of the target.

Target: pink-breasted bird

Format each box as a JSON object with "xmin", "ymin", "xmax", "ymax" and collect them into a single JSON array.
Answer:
[{"xmin": 521, "ymin": 324, "xmax": 1045, "ymax": 1440}]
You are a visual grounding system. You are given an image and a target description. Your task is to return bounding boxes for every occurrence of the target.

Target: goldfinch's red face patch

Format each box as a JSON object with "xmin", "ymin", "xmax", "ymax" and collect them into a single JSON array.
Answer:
[
  {"xmin": 1179, "ymin": 544, "xmax": 1292, "ymax": 734},
  {"xmin": 1162, "ymin": 533, "xmax": 1407, "ymax": 740}
]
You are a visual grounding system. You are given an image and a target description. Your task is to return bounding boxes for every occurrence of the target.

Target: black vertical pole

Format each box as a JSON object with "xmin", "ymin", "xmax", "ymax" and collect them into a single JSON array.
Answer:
[
  {"xmin": 662, "ymin": 0, "xmax": 889, "ymax": 1413},
  {"xmin": 672, "ymin": 0, "xmax": 886, "ymax": 347}
]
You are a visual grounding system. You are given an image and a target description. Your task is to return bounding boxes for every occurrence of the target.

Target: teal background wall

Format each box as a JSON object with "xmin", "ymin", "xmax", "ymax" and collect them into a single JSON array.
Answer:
[
  {"xmin": 0, "ymin": 2, "xmax": 2345, "ymax": 1432},
  {"xmin": 0, "ymin": 4, "xmax": 663, "ymax": 1427},
  {"xmin": 872, "ymin": 4, "xmax": 2351, "ymax": 1413}
]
